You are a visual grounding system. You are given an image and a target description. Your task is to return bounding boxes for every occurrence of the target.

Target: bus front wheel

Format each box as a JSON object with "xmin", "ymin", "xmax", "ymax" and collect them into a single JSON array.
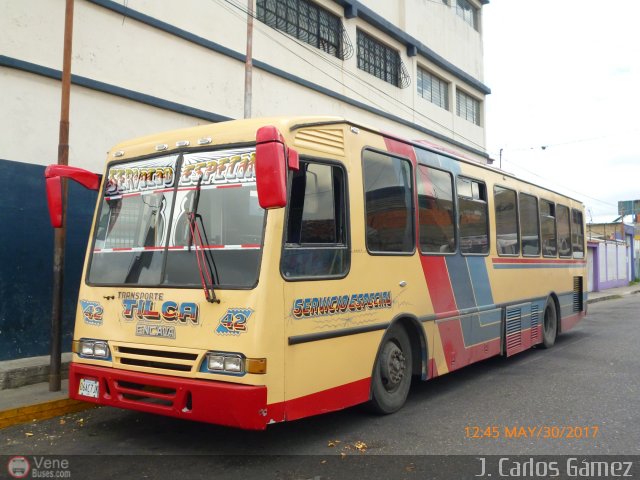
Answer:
[
  {"xmin": 369, "ymin": 325, "xmax": 412, "ymax": 414},
  {"xmin": 541, "ymin": 298, "xmax": 558, "ymax": 348}
]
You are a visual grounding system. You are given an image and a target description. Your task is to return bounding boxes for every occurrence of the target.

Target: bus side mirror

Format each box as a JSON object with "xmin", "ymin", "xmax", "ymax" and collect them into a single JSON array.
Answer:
[
  {"xmin": 255, "ymin": 126, "xmax": 299, "ymax": 210},
  {"xmin": 45, "ymin": 165, "xmax": 101, "ymax": 228}
]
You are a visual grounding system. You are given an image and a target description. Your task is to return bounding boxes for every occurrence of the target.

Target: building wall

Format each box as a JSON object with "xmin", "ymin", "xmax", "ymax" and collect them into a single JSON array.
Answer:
[
  {"xmin": 0, "ymin": 0, "xmax": 490, "ymax": 360},
  {"xmin": 588, "ymin": 240, "xmax": 629, "ymax": 292}
]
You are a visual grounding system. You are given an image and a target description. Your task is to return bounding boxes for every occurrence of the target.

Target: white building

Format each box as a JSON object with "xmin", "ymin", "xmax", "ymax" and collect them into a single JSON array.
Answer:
[{"xmin": 0, "ymin": 0, "xmax": 491, "ymax": 360}]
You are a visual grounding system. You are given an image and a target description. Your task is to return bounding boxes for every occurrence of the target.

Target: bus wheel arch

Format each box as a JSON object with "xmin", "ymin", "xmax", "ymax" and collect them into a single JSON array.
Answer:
[
  {"xmin": 368, "ymin": 316, "xmax": 426, "ymax": 414},
  {"xmin": 541, "ymin": 294, "xmax": 560, "ymax": 348}
]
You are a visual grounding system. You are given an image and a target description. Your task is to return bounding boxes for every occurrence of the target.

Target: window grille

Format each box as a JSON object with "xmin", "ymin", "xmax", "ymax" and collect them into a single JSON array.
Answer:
[
  {"xmin": 357, "ymin": 29, "xmax": 411, "ymax": 88},
  {"xmin": 257, "ymin": 0, "xmax": 353, "ymax": 60},
  {"xmin": 456, "ymin": 89, "xmax": 481, "ymax": 125},
  {"xmin": 417, "ymin": 68, "xmax": 449, "ymax": 110},
  {"xmin": 456, "ymin": 0, "xmax": 479, "ymax": 30}
]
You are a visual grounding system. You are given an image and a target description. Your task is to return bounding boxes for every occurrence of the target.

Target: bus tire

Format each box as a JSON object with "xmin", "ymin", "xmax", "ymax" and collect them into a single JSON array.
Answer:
[
  {"xmin": 541, "ymin": 298, "xmax": 558, "ymax": 348},
  {"xmin": 369, "ymin": 324, "xmax": 412, "ymax": 414}
]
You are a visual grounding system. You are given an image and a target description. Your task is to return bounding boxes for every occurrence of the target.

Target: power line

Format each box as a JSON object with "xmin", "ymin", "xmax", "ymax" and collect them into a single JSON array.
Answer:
[
  {"xmin": 215, "ymin": 0, "xmax": 488, "ymax": 152},
  {"xmin": 501, "ymin": 157, "xmax": 618, "ymax": 209}
]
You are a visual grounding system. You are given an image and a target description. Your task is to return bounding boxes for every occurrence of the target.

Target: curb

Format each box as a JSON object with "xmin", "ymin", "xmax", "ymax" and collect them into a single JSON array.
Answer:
[
  {"xmin": 0, "ymin": 398, "xmax": 97, "ymax": 430},
  {"xmin": 586, "ymin": 294, "xmax": 623, "ymax": 304}
]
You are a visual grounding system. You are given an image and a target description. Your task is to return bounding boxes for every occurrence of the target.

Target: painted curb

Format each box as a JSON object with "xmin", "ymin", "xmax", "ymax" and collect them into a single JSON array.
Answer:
[{"xmin": 0, "ymin": 399, "xmax": 97, "ymax": 429}]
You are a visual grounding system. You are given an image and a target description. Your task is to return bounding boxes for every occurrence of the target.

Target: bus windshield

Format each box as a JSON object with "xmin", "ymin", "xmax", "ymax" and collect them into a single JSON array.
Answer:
[{"xmin": 87, "ymin": 148, "xmax": 264, "ymax": 288}]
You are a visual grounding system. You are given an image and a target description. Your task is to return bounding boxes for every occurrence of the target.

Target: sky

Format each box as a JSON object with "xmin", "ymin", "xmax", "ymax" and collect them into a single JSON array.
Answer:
[{"xmin": 482, "ymin": 1, "xmax": 640, "ymax": 222}]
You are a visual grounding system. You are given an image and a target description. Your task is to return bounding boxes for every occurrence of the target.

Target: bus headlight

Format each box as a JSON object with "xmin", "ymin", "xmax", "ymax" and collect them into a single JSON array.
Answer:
[
  {"xmin": 75, "ymin": 339, "xmax": 110, "ymax": 359},
  {"xmin": 203, "ymin": 352, "xmax": 267, "ymax": 375},
  {"xmin": 206, "ymin": 352, "xmax": 244, "ymax": 374}
]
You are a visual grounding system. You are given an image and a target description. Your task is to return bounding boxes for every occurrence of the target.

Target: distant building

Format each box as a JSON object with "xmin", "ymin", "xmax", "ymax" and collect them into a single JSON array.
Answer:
[
  {"xmin": 586, "ymin": 222, "xmax": 636, "ymax": 292},
  {"xmin": 0, "ymin": 0, "xmax": 491, "ymax": 360}
]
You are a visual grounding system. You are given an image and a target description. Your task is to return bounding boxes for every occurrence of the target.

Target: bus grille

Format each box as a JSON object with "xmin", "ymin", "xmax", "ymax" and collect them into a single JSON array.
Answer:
[
  {"xmin": 530, "ymin": 304, "xmax": 540, "ymax": 343},
  {"xmin": 294, "ymin": 127, "xmax": 345, "ymax": 156},
  {"xmin": 573, "ymin": 276, "xmax": 584, "ymax": 312},
  {"xmin": 505, "ymin": 306, "xmax": 522, "ymax": 351},
  {"xmin": 113, "ymin": 345, "xmax": 200, "ymax": 373}
]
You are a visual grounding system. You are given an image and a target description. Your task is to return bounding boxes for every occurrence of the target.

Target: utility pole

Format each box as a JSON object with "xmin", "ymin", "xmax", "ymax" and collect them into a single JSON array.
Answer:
[
  {"xmin": 243, "ymin": 0, "xmax": 253, "ymax": 119},
  {"xmin": 50, "ymin": 0, "xmax": 74, "ymax": 392}
]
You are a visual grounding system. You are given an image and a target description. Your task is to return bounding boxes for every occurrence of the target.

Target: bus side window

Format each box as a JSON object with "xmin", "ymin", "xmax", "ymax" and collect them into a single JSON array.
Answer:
[
  {"xmin": 540, "ymin": 200, "xmax": 557, "ymax": 257},
  {"xmin": 571, "ymin": 208, "xmax": 585, "ymax": 258},
  {"xmin": 457, "ymin": 176, "xmax": 489, "ymax": 255},
  {"xmin": 556, "ymin": 204, "xmax": 572, "ymax": 258},
  {"xmin": 519, "ymin": 193, "xmax": 540, "ymax": 256},
  {"xmin": 494, "ymin": 186, "xmax": 519, "ymax": 256},
  {"xmin": 363, "ymin": 150, "xmax": 414, "ymax": 254},
  {"xmin": 417, "ymin": 165, "xmax": 456, "ymax": 253},
  {"xmin": 281, "ymin": 160, "xmax": 349, "ymax": 279}
]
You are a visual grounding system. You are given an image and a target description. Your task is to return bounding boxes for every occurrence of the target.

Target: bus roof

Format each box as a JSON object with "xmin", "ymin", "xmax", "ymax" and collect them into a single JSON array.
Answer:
[{"xmin": 108, "ymin": 115, "xmax": 583, "ymax": 207}]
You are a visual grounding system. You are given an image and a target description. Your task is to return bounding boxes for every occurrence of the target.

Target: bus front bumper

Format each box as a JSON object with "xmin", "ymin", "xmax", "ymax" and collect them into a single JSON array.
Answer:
[{"xmin": 69, "ymin": 363, "xmax": 277, "ymax": 430}]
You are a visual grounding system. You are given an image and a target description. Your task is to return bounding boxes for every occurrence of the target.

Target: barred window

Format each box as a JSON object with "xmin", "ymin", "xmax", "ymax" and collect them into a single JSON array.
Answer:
[
  {"xmin": 456, "ymin": 0, "xmax": 478, "ymax": 30},
  {"xmin": 456, "ymin": 89, "xmax": 481, "ymax": 125},
  {"xmin": 417, "ymin": 68, "xmax": 449, "ymax": 110},
  {"xmin": 357, "ymin": 29, "xmax": 410, "ymax": 88},
  {"xmin": 257, "ymin": 0, "xmax": 352, "ymax": 59}
]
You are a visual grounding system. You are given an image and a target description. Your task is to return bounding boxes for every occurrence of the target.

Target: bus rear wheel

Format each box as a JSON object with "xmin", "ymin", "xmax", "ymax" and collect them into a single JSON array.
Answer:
[
  {"xmin": 369, "ymin": 325, "xmax": 412, "ymax": 414},
  {"xmin": 541, "ymin": 298, "xmax": 558, "ymax": 348}
]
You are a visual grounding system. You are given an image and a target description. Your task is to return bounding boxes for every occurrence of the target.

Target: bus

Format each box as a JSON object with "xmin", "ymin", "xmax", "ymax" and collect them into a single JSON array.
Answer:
[{"xmin": 45, "ymin": 116, "xmax": 587, "ymax": 430}]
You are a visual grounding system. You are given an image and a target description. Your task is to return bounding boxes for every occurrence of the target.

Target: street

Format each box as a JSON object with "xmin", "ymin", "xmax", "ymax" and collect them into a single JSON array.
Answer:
[{"xmin": 2, "ymin": 295, "xmax": 639, "ymax": 478}]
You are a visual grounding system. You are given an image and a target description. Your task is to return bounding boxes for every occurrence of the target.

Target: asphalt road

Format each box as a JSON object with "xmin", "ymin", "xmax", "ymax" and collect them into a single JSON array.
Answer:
[{"xmin": 2, "ymin": 295, "xmax": 639, "ymax": 479}]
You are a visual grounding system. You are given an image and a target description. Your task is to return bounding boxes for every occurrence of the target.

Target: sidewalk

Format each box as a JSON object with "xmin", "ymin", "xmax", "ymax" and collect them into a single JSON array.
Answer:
[{"xmin": 1, "ymin": 284, "xmax": 639, "ymax": 430}]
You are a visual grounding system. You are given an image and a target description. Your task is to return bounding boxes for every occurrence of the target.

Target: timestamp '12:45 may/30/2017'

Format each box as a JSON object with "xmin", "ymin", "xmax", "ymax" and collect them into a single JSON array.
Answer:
[{"xmin": 465, "ymin": 425, "xmax": 600, "ymax": 440}]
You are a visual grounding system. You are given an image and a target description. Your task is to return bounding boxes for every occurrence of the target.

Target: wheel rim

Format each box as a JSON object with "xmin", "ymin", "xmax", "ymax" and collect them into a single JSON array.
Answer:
[
  {"xmin": 544, "ymin": 305, "xmax": 556, "ymax": 337},
  {"xmin": 379, "ymin": 341, "xmax": 406, "ymax": 393}
]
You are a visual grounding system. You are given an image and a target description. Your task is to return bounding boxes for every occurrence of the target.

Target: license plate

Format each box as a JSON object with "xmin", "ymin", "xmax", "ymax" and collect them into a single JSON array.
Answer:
[{"xmin": 78, "ymin": 378, "xmax": 99, "ymax": 398}]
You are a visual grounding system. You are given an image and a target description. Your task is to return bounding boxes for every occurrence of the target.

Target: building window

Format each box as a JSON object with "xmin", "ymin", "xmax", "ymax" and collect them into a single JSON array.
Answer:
[
  {"xmin": 456, "ymin": 0, "xmax": 478, "ymax": 30},
  {"xmin": 282, "ymin": 160, "xmax": 349, "ymax": 279},
  {"xmin": 256, "ymin": 0, "xmax": 352, "ymax": 59},
  {"xmin": 456, "ymin": 89, "xmax": 481, "ymax": 125},
  {"xmin": 494, "ymin": 186, "xmax": 519, "ymax": 256},
  {"xmin": 540, "ymin": 200, "xmax": 557, "ymax": 257},
  {"xmin": 519, "ymin": 193, "xmax": 540, "ymax": 256},
  {"xmin": 357, "ymin": 29, "xmax": 410, "ymax": 88},
  {"xmin": 457, "ymin": 176, "xmax": 488, "ymax": 255},
  {"xmin": 418, "ymin": 166, "xmax": 455, "ymax": 253},
  {"xmin": 417, "ymin": 68, "xmax": 449, "ymax": 110},
  {"xmin": 363, "ymin": 150, "xmax": 414, "ymax": 253}
]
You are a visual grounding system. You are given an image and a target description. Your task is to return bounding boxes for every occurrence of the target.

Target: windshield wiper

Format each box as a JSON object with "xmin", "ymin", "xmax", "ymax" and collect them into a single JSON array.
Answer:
[{"xmin": 187, "ymin": 176, "xmax": 220, "ymax": 304}]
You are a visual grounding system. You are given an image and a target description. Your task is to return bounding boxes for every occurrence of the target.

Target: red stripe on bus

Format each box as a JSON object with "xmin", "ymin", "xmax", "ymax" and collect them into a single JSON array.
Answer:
[
  {"xmin": 492, "ymin": 258, "xmax": 586, "ymax": 265},
  {"xmin": 383, "ymin": 136, "xmax": 417, "ymax": 164},
  {"xmin": 419, "ymin": 256, "xmax": 457, "ymax": 314},
  {"xmin": 437, "ymin": 319, "xmax": 501, "ymax": 372},
  {"xmin": 561, "ymin": 311, "xmax": 585, "ymax": 332},
  {"xmin": 112, "ymin": 247, "xmax": 132, "ymax": 251},
  {"xmin": 279, "ymin": 377, "xmax": 371, "ymax": 422}
]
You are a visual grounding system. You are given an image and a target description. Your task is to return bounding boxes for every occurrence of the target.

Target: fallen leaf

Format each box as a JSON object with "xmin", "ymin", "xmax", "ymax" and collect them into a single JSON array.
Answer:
[
  {"xmin": 353, "ymin": 441, "xmax": 367, "ymax": 453},
  {"xmin": 25, "ymin": 432, "xmax": 34, "ymax": 437}
]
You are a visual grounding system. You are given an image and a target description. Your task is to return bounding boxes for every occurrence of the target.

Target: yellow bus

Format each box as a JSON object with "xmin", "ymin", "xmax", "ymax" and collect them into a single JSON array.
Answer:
[{"xmin": 45, "ymin": 116, "xmax": 587, "ymax": 429}]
